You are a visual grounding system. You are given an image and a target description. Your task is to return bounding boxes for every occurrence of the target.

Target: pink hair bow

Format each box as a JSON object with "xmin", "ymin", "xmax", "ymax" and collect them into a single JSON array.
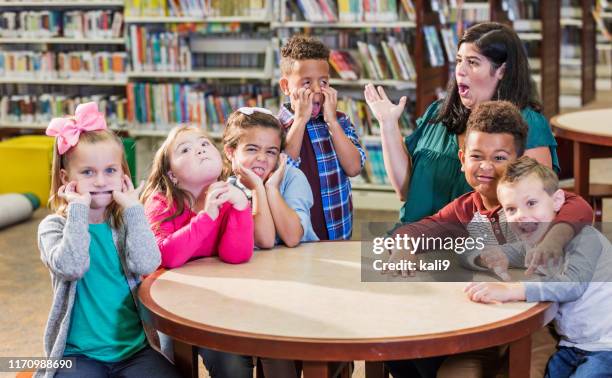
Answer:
[{"xmin": 46, "ymin": 102, "xmax": 107, "ymax": 155}]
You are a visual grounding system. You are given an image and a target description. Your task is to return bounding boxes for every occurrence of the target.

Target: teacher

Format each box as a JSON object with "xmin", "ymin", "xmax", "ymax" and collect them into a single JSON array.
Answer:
[{"xmin": 364, "ymin": 22, "xmax": 559, "ymax": 223}]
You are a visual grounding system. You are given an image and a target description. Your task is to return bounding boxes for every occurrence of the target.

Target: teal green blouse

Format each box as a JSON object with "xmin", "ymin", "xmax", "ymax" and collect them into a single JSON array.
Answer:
[{"xmin": 399, "ymin": 101, "xmax": 559, "ymax": 224}]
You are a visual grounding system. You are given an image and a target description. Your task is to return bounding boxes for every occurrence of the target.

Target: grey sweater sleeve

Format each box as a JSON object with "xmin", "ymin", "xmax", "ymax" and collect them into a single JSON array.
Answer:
[
  {"xmin": 524, "ymin": 230, "xmax": 602, "ymax": 303},
  {"xmin": 122, "ymin": 204, "xmax": 161, "ymax": 275},
  {"xmin": 37, "ymin": 203, "xmax": 91, "ymax": 281}
]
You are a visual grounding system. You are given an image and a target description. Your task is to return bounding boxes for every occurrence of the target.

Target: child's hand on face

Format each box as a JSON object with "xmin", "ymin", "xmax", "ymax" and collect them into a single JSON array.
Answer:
[
  {"xmin": 363, "ymin": 84, "xmax": 407, "ymax": 128},
  {"xmin": 290, "ymin": 87, "xmax": 314, "ymax": 123},
  {"xmin": 58, "ymin": 181, "xmax": 91, "ymax": 207},
  {"xmin": 226, "ymin": 185, "xmax": 249, "ymax": 211},
  {"xmin": 264, "ymin": 153, "xmax": 287, "ymax": 190},
  {"xmin": 477, "ymin": 247, "xmax": 511, "ymax": 281},
  {"xmin": 203, "ymin": 181, "xmax": 231, "ymax": 220},
  {"xmin": 321, "ymin": 86, "xmax": 338, "ymax": 125},
  {"xmin": 464, "ymin": 282, "xmax": 525, "ymax": 304},
  {"xmin": 112, "ymin": 175, "xmax": 143, "ymax": 209},
  {"xmin": 233, "ymin": 160, "xmax": 263, "ymax": 191}
]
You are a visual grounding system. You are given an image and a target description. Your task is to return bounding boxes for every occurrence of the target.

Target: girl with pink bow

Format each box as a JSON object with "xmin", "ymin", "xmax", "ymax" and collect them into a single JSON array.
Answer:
[{"xmin": 36, "ymin": 102, "xmax": 181, "ymax": 378}]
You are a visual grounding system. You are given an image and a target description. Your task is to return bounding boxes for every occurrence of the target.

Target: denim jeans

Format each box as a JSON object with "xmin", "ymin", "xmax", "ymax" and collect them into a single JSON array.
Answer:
[
  {"xmin": 55, "ymin": 345, "xmax": 181, "ymax": 378},
  {"xmin": 545, "ymin": 346, "xmax": 612, "ymax": 378}
]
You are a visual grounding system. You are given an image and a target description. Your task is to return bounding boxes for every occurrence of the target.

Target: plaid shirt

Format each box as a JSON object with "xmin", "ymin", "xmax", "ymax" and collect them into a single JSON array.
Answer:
[{"xmin": 278, "ymin": 103, "xmax": 366, "ymax": 240}]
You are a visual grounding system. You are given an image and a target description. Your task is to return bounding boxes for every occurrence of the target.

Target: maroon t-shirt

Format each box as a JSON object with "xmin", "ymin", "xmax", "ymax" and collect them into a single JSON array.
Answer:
[{"xmin": 299, "ymin": 129, "xmax": 329, "ymax": 240}]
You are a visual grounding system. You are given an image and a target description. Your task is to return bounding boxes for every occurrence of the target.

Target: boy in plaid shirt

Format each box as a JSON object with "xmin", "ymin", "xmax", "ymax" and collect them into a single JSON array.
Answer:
[{"xmin": 277, "ymin": 35, "xmax": 366, "ymax": 240}]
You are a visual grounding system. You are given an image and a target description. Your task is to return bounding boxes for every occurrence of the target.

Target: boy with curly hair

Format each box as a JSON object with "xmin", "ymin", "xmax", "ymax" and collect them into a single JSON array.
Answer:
[{"xmin": 278, "ymin": 35, "xmax": 366, "ymax": 240}]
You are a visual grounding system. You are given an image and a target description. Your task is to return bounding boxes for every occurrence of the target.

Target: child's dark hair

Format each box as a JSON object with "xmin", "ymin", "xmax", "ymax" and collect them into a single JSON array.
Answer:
[
  {"xmin": 222, "ymin": 111, "xmax": 286, "ymax": 178},
  {"xmin": 465, "ymin": 100, "xmax": 528, "ymax": 156},
  {"xmin": 500, "ymin": 156, "xmax": 559, "ymax": 195},
  {"xmin": 280, "ymin": 35, "xmax": 330, "ymax": 76}
]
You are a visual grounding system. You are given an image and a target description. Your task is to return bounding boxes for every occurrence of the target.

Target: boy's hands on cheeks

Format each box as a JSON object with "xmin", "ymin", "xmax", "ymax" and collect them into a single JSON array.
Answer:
[
  {"xmin": 112, "ymin": 175, "xmax": 143, "ymax": 209},
  {"xmin": 290, "ymin": 88, "xmax": 314, "ymax": 124},
  {"xmin": 203, "ymin": 182, "xmax": 230, "ymax": 220},
  {"xmin": 265, "ymin": 154, "xmax": 287, "ymax": 190},
  {"xmin": 464, "ymin": 282, "xmax": 526, "ymax": 304},
  {"xmin": 58, "ymin": 181, "xmax": 91, "ymax": 206},
  {"xmin": 321, "ymin": 86, "xmax": 338, "ymax": 125}
]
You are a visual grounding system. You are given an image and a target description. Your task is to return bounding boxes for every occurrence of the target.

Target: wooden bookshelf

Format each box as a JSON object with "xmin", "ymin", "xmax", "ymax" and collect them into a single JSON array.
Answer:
[
  {"xmin": 581, "ymin": 0, "xmax": 597, "ymax": 106},
  {"xmin": 490, "ymin": 0, "xmax": 561, "ymax": 119},
  {"xmin": 0, "ymin": 1, "xmax": 123, "ymax": 7},
  {"xmin": 0, "ymin": 37, "xmax": 125, "ymax": 44}
]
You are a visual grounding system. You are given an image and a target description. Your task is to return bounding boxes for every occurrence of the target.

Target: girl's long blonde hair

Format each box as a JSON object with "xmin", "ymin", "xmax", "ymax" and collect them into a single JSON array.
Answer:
[
  {"xmin": 222, "ymin": 111, "xmax": 286, "ymax": 178},
  {"xmin": 49, "ymin": 129, "xmax": 130, "ymax": 228},
  {"xmin": 140, "ymin": 126, "xmax": 214, "ymax": 227}
]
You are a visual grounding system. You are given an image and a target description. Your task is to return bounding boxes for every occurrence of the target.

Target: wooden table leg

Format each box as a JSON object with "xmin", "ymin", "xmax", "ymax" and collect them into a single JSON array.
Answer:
[
  {"xmin": 508, "ymin": 335, "xmax": 531, "ymax": 378},
  {"xmin": 302, "ymin": 361, "xmax": 330, "ymax": 377},
  {"xmin": 365, "ymin": 361, "xmax": 388, "ymax": 378},
  {"xmin": 172, "ymin": 339, "xmax": 198, "ymax": 378},
  {"xmin": 573, "ymin": 141, "xmax": 590, "ymax": 199}
]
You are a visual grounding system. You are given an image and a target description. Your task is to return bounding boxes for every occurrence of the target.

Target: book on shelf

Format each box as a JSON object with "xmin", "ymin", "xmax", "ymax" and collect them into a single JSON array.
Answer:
[
  {"xmin": 354, "ymin": 37, "xmax": 415, "ymax": 81},
  {"xmin": 440, "ymin": 26, "xmax": 457, "ymax": 62},
  {"xmin": 0, "ymin": 50, "xmax": 128, "ymax": 79},
  {"xmin": 329, "ymin": 49, "xmax": 360, "ymax": 80},
  {"xmin": 0, "ymin": 94, "xmax": 127, "ymax": 127},
  {"xmin": 0, "ymin": 10, "xmax": 123, "ymax": 39},
  {"xmin": 125, "ymin": 0, "xmax": 268, "ymax": 18},
  {"xmin": 127, "ymin": 82, "xmax": 278, "ymax": 133},
  {"xmin": 280, "ymin": 0, "xmax": 412, "ymax": 23},
  {"xmin": 361, "ymin": 140, "xmax": 389, "ymax": 185},
  {"xmin": 423, "ymin": 25, "xmax": 445, "ymax": 67},
  {"xmin": 128, "ymin": 24, "xmax": 192, "ymax": 72}
]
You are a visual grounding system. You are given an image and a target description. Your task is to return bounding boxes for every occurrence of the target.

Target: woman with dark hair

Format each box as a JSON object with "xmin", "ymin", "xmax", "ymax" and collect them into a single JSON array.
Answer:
[{"xmin": 364, "ymin": 22, "xmax": 559, "ymax": 224}]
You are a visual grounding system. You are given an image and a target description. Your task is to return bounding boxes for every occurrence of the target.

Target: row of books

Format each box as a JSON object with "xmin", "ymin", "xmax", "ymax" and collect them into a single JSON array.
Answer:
[
  {"xmin": 503, "ymin": 0, "xmax": 540, "ymax": 21},
  {"xmin": 423, "ymin": 25, "xmax": 446, "ymax": 67},
  {"xmin": 126, "ymin": 82, "xmax": 278, "ymax": 132},
  {"xmin": 0, "ymin": 94, "xmax": 127, "ymax": 126},
  {"xmin": 283, "ymin": 0, "xmax": 415, "ymax": 23},
  {"xmin": 125, "ymin": 0, "xmax": 268, "ymax": 18},
  {"xmin": 128, "ymin": 25, "xmax": 192, "ymax": 72},
  {"xmin": 0, "ymin": 11, "xmax": 124, "ymax": 39},
  {"xmin": 0, "ymin": 51, "xmax": 128, "ymax": 79},
  {"xmin": 353, "ymin": 36, "xmax": 416, "ymax": 81},
  {"xmin": 361, "ymin": 141, "xmax": 389, "ymax": 185}
]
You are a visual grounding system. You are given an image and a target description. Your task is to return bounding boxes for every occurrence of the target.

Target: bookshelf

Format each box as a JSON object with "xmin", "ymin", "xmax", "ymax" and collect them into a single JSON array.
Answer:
[
  {"xmin": 595, "ymin": 1, "xmax": 612, "ymax": 90},
  {"xmin": 0, "ymin": 0, "xmax": 128, "ymax": 136},
  {"xmin": 488, "ymin": 0, "xmax": 562, "ymax": 119},
  {"xmin": 557, "ymin": 0, "xmax": 596, "ymax": 108}
]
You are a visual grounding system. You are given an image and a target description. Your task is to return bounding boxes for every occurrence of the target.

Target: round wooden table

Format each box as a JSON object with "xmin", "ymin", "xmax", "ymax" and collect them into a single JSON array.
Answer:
[
  {"xmin": 551, "ymin": 108, "xmax": 612, "ymax": 199},
  {"xmin": 139, "ymin": 241, "xmax": 556, "ymax": 378}
]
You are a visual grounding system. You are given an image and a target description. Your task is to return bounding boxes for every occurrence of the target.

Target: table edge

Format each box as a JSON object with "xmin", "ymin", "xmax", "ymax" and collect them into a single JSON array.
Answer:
[
  {"xmin": 139, "ymin": 269, "xmax": 557, "ymax": 361},
  {"xmin": 551, "ymin": 113, "xmax": 612, "ymax": 146}
]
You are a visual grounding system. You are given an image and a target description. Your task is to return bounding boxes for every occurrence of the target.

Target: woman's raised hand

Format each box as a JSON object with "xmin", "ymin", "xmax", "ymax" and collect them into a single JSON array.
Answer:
[{"xmin": 363, "ymin": 84, "xmax": 407, "ymax": 128}]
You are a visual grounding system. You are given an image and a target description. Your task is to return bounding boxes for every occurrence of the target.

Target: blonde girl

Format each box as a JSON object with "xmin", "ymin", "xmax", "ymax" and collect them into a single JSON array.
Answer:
[{"xmin": 37, "ymin": 102, "xmax": 179, "ymax": 378}]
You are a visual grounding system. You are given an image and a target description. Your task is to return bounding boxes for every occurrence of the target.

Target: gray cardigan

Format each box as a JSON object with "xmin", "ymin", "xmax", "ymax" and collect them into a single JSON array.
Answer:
[{"xmin": 35, "ymin": 203, "xmax": 161, "ymax": 378}]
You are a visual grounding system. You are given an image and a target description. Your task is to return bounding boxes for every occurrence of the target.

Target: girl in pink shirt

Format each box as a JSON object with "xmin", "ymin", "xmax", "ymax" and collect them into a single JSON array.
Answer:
[
  {"xmin": 141, "ymin": 125, "xmax": 253, "ymax": 269},
  {"xmin": 140, "ymin": 126, "xmax": 255, "ymax": 378}
]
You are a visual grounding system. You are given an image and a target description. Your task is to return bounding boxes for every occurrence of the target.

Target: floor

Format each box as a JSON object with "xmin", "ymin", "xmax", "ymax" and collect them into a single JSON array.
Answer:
[{"xmin": 1, "ymin": 92, "xmax": 610, "ymax": 378}]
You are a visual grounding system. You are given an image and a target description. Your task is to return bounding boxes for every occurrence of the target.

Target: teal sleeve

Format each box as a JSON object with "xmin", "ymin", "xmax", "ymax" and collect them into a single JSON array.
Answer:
[{"xmin": 522, "ymin": 108, "xmax": 560, "ymax": 173}]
